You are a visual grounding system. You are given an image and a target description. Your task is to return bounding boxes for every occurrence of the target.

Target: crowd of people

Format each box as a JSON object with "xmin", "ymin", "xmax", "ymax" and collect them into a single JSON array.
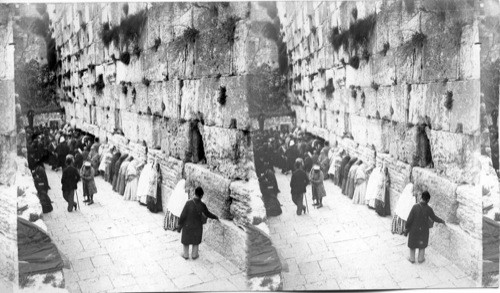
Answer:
[
  {"xmin": 253, "ymin": 123, "xmax": 446, "ymax": 263},
  {"xmin": 26, "ymin": 120, "xmax": 219, "ymax": 260}
]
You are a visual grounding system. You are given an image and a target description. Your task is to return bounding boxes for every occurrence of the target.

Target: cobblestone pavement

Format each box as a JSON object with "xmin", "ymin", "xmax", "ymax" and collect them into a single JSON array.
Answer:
[
  {"xmin": 42, "ymin": 166, "xmax": 247, "ymax": 293},
  {"xmin": 269, "ymin": 169, "xmax": 478, "ymax": 290}
]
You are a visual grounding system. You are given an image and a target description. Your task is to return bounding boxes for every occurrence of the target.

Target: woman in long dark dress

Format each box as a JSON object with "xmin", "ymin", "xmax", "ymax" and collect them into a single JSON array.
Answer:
[
  {"xmin": 404, "ymin": 191, "xmax": 445, "ymax": 263},
  {"xmin": 337, "ymin": 155, "xmax": 351, "ymax": 187},
  {"xmin": 107, "ymin": 150, "xmax": 121, "ymax": 183},
  {"xmin": 176, "ymin": 187, "xmax": 219, "ymax": 260},
  {"xmin": 342, "ymin": 157, "xmax": 357, "ymax": 194},
  {"xmin": 260, "ymin": 169, "xmax": 282, "ymax": 217}
]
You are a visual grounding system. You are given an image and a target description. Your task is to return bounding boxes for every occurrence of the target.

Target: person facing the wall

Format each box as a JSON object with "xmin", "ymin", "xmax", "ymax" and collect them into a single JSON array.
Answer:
[
  {"xmin": 61, "ymin": 155, "xmax": 80, "ymax": 212},
  {"xmin": 176, "ymin": 187, "xmax": 219, "ymax": 260},
  {"xmin": 290, "ymin": 158, "xmax": 309, "ymax": 215},
  {"xmin": 404, "ymin": 191, "xmax": 446, "ymax": 264}
]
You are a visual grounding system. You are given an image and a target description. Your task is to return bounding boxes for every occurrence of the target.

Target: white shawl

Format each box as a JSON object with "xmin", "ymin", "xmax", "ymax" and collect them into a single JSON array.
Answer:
[
  {"xmin": 365, "ymin": 166, "xmax": 382, "ymax": 207},
  {"xmin": 167, "ymin": 179, "xmax": 188, "ymax": 217},
  {"xmin": 394, "ymin": 183, "xmax": 416, "ymax": 221},
  {"xmin": 137, "ymin": 162, "xmax": 154, "ymax": 204}
]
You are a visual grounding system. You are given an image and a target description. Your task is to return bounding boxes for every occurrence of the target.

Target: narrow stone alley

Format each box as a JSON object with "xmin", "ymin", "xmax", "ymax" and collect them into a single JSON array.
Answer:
[
  {"xmin": 269, "ymin": 169, "xmax": 477, "ymax": 290},
  {"xmin": 42, "ymin": 165, "xmax": 247, "ymax": 293}
]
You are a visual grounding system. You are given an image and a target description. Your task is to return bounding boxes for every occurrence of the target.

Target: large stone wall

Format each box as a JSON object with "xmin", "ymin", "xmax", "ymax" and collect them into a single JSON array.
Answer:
[
  {"xmin": 277, "ymin": 0, "xmax": 482, "ymax": 283},
  {"xmin": 49, "ymin": 2, "xmax": 277, "ymax": 285},
  {"xmin": 0, "ymin": 4, "xmax": 18, "ymax": 292}
]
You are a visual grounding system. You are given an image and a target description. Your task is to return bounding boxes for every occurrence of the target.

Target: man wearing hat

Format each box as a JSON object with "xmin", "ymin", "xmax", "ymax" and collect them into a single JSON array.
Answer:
[{"xmin": 61, "ymin": 155, "xmax": 80, "ymax": 212}]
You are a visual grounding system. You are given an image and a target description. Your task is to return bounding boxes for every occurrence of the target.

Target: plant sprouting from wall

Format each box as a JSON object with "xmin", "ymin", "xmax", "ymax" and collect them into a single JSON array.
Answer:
[
  {"xmin": 444, "ymin": 90, "xmax": 453, "ymax": 110},
  {"xmin": 381, "ymin": 42, "xmax": 390, "ymax": 56},
  {"xmin": 142, "ymin": 77, "xmax": 151, "ymax": 87},
  {"xmin": 325, "ymin": 78, "xmax": 335, "ymax": 97},
  {"xmin": 100, "ymin": 22, "xmax": 120, "ymax": 48},
  {"xmin": 218, "ymin": 86, "xmax": 227, "ymax": 106},
  {"xmin": 152, "ymin": 37, "xmax": 161, "ymax": 52},
  {"xmin": 183, "ymin": 26, "xmax": 200, "ymax": 44},
  {"xmin": 95, "ymin": 74, "xmax": 105, "ymax": 94},
  {"xmin": 349, "ymin": 55, "xmax": 360, "ymax": 69},
  {"xmin": 120, "ymin": 51, "xmax": 131, "ymax": 65},
  {"xmin": 351, "ymin": 7, "xmax": 358, "ymax": 20},
  {"xmin": 371, "ymin": 81, "xmax": 380, "ymax": 91},
  {"xmin": 133, "ymin": 44, "xmax": 142, "ymax": 57},
  {"xmin": 410, "ymin": 31, "xmax": 427, "ymax": 48},
  {"xmin": 311, "ymin": 26, "xmax": 317, "ymax": 35}
]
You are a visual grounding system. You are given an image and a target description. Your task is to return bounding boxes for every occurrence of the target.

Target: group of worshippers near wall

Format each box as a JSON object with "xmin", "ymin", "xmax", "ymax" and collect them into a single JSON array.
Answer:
[
  {"xmin": 26, "ymin": 123, "xmax": 100, "ymax": 213},
  {"xmin": 254, "ymin": 125, "xmax": 447, "ymax": 263}
]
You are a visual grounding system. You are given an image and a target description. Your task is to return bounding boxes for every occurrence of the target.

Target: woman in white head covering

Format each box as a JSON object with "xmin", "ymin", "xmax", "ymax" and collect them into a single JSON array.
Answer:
[
  {"xmin": 80, "ymin": 161, "xmax": 97, "ymax": 205},
  {"xmin": 309, "ymin": 165, "xmax": 326, "ymax": 208}
]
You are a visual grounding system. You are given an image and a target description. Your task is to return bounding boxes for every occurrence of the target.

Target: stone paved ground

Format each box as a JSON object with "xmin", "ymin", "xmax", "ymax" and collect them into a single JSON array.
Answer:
[
  {"xmin": 269, "ymin": 169, "xmax": 478, "ymax": 290},
  {"xmin": 42, "ymin": 165, "xmax": 247, "ymax": 293}
]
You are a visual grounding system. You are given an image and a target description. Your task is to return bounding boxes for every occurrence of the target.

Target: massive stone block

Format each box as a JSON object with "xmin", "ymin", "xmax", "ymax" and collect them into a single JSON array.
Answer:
[
  {"xmin": 194, "ymin": 28, "xmax": 232, "ymax": 78},
  {"xmin": 203, "ymin": 220, "xmax": 247, "ymax": 271},
  {"xmin": 184, "ymin": 163, "xmax": 232, "ymax": 219},
  {"xmin": 160, "ymin": 119, "xmax": 190, "ymax": 160},
  {"xmin": 411, "ymin": 167, "xmax": 458, "ymax": 223},
  {"xmin": 448, "ymin": 80, "xmax": 480, "ymax": 135},
  {"xmin": 428, "ymin": 130, "xmax": 480, "ymax": 185},
  {"xmin": 456, "ymin": 184, "xmax": 482, "ymax": 238},
  {"xmin": 181, "ymin": 76, "xmax": 252, "ymax": 130},
  {"xmin": 229, "ymin": 179, "xmax": 266, "ymax": 225},
  {"xmin": 429, "ymin": 224, "xmax": 482, "ymax": 283},
  {"xmin": 199, "ymin": 125, "xmax": 255, "ymax": 180}
]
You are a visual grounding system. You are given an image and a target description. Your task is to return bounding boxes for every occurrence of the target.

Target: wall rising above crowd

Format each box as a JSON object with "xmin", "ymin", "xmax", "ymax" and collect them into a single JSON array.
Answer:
[
  {"xmin": 277, "ymin": 0, "xmax": 482, "ymax": 282},
  {"xmin": 49, "ymin": 2, "xmax": 285, "ymax": 286}
]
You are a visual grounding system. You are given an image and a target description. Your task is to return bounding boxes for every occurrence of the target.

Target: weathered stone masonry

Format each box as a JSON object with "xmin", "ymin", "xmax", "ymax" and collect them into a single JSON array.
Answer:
[
  {"xmin": 0, "ymin": 4, "xmax": 18, "ymax": 292},
  {"xmin": 277, "ymin": 0, "xmax": 482, "ymax": 282},
  {"xmin": 49, "ymin": 2, "xmax": 279, "ymax": 283}
]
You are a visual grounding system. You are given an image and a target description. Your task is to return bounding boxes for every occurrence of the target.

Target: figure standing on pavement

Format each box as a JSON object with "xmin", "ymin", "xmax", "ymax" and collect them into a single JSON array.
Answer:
[
  {"xmin": 176, "ymin": 187, "xmax": 219, "ymax": 260},
  {"xmin": 290, "ymin": 158, "xmax": 309, "ymax": 215},
  {"xmin": 61, "ymin": 155, "xmax": 80, "ymax": 212},
  {"xmin": 80, "ymin": 161, "xmax": 97, "ymax": 205},
  {"xmin": 404, "ymin": 191, "xmax": 446, "ymax": 263},
  {"xmin": 309, "ymin": 165, "xmax": 326, "ymax": 208}
]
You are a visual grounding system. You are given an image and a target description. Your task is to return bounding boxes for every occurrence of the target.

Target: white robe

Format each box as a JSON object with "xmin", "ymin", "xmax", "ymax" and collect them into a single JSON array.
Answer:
[
  {"xmin": 167, "ymin": 179, "xmax": 188, "ymax": 217},
  {"xmin": 365, "ymin": 166, "xmax": 383, "ymax": 208},
  {"xmin": 394, "ymin": 183, "xmax": 416, "ymax": 221},
  {"xmin": 137, "ymin": 163, "xmax": 154, "ymax": 205}
]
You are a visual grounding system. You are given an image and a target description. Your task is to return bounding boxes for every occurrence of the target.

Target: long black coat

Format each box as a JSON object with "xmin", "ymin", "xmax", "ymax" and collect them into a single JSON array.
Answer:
[
  {"xmin": 405, "ymin": 202, "xmax": 444, "ymax": 249},
  {"xmin": 337, "ymin": 155, "xmax": 351, "ymax": 186},
  {"xmin": 178, "ymin": 199, "xmax": 218, "ymax": 245}
]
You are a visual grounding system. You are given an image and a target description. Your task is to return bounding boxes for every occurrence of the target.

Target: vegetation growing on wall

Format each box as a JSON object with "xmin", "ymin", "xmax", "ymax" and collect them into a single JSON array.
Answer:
[
  {"xmin": 99, "ymin": 10, "xmax": 147, "ymax": 49},
  {"xmin": 218, "ymin": 86, "xmax": 227, "ymax": 106},
  {"xmin": 95, "ymin": 74, "xmax": 105, "ymax": 94},
  {"xmin": 444, "ymin": 91, "xmax": 453, "ymax": 110},
  {"xmin": 152, "ymin": 37, "xmax": 161, "ymax": 52},
  {"xmin": 381, "ymin": 42, "xmax": 390, "ymax": 56},
  {"xmin": 329, "ymin": 14, "xmax": 376, "ymax": 55},
  {"xmin": 120, "ymin": 51, "xmax": 131, "ymax": 65}
]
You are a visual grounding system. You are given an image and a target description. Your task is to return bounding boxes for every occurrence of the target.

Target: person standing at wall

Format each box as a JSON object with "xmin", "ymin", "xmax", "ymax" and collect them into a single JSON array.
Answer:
[
  {"xmin": 404, "ymin": 191, "xmax": 446, "ymax": 263},
  {"xmin": 290, "ymin": 158, "xmax": 309, "ymax": 215},
  {"xmin": 176, "ymin": 187, "xmax": 219, "ymax": 260},
  {"xmin": 61, "ymin": 155, "xmax": 80, "ymax": 212},
  {"xmin": 80, "ymin": 161, "xmax": 97, "ymax": 205},
  {"xmin": 309, "ymin": 165, "xmax": 326, "ymax": 208}
]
